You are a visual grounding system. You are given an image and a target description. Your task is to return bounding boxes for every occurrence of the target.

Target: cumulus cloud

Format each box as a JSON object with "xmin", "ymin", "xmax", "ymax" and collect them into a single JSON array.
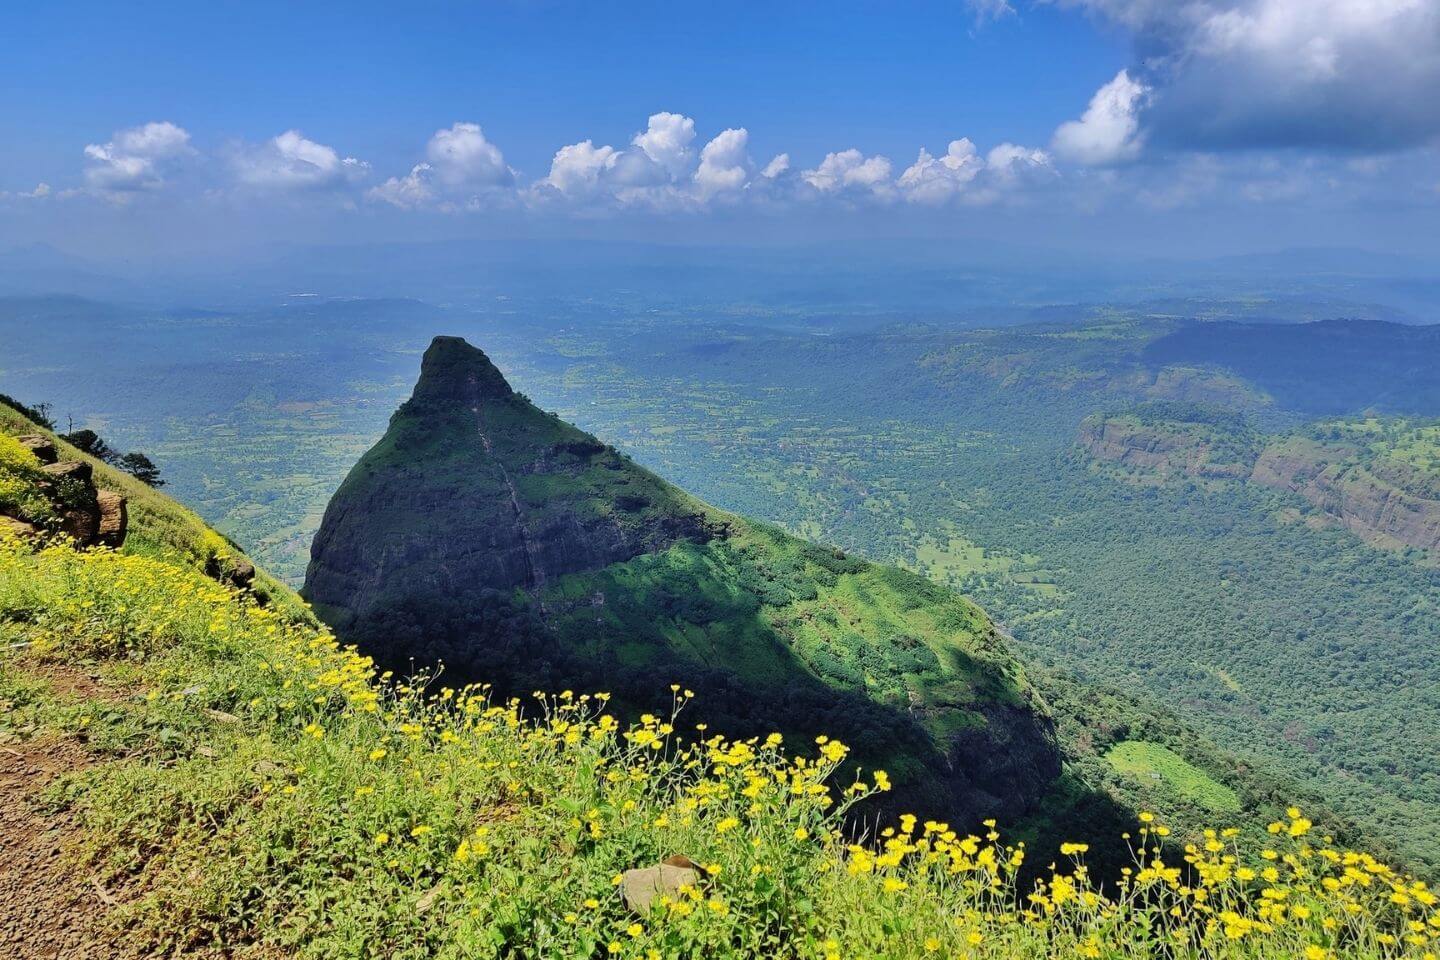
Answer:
[
  {"xmin": 367, "ymin": 163, "xmax": 438, "ymax": 209},
  {"xmin": 898, "ymin": 139, "xmax": 985, "ymax": 204},
  {"xmin": 760, "ymin": 154, "xmax": 791, "ymax": 179},
  {"xmin": 534, "ymin": 113, "xmax": 739, "ymax": 209},
  {"xmin": 82, "ymin": 121, "xmax": 194, "ymax": 194},
  {"xmin": 1052, "ymin": 70, "xmax": 1149, "ymax": 165},
  {"xmin": 895, "ymin": 139, "xmax": 1054, "ymax": 204},
  {"xmin": 233, "ymin": 130, "xmax": 369, "ymax": 190},
  {"xmin": 369, "ymin": 122, "xmax": 514, "ymax": 209},
  {"xmin": 540, "ymin": 140, "xmax": 619, "ymax": 198},
  {"xmin": 1057, "ymin": 0, "xmax": 1440, "ymax": 152},
  {"xmin": 802, "ymin": 149, "xmax": 894, "ymax": 196},
  {"xmin": 693, "ymin": 128, "xmax": 752, "ymax": 199},
  {"xmin": 631, "ymin": 112, "xmax": 696, "ymax": 180},
  {"xmin": 986, "ymin": 143, "xmax": 1053, "ymax": 182},
  {"xmin": 426, "ymin": 122, "xmax": 513, "ymax": 188}
]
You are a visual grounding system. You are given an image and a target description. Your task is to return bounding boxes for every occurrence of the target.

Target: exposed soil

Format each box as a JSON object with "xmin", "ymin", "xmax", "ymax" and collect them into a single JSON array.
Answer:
[
  {"xmin": 0, "ymin": 659, "xmax": 279, "ymax": 959},
  {"xmin": 0, "ymin": 735, "xmax": 127, "ymax": 960}
]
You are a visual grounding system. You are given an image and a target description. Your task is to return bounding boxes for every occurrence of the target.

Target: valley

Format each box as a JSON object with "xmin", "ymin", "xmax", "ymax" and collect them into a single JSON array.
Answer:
[{"xmin": 3, "ymin": 295, "xmax": 1439, "ymax": 873}]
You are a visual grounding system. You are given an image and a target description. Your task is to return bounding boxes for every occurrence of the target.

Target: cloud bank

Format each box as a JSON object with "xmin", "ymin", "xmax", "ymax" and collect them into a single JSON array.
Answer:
[{"xmin": 1054, "ymin": 0, "xmax": 1440, "ymax": 154}]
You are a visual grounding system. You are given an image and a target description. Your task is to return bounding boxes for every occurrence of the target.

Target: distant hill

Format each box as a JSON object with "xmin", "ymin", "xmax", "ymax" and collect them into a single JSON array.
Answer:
[
  {"xmin": 1143, "ymin": 318, "xmax": 1440, "ymax": 414},
  {"xmin": 304, "ymin": 336, "xmax": 1062, "ymax": 826}
]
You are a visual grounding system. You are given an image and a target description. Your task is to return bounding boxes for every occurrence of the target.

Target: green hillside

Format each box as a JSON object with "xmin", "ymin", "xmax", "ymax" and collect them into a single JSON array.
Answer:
[
  {"xmin": 2, "ymin": 415, "xmax": 1435, "ymax": 956},
  {"xmin": 304, "ymin": 337, "xmax": 1060, "ymax": 825}
]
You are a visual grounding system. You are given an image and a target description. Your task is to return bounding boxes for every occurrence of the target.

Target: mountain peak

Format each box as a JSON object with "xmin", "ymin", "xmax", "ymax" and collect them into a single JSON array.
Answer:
[{"xmin": 414, "ymin": 335, "xmax": 514, "ymax": 402}]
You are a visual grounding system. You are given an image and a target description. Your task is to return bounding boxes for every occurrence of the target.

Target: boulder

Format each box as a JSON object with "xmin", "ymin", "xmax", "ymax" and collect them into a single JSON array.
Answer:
[
  {"xmin": 206, "ymin": 554, "xmax": 256, "ymax": 589},
  {"xmin": 0, "ymin": 515, "xmax": 38, "ymax": 539},
  {"xmin": 40, "ymin": 459, "xmax": 93, "ymax": 483},
  {"xmin": 95, "ymin": 490, "xmax": 127, "ymax": 547},
  {"xmin": 17, "ymin": 435, "xmax": 57, "ymax": 465},
  {"xmin": 229, "ymin": 557, "xmax": 256, "ymax": 588},
  {"xmin": 620, "ymin": 856, "xmax": 703, "ymax": 914}
]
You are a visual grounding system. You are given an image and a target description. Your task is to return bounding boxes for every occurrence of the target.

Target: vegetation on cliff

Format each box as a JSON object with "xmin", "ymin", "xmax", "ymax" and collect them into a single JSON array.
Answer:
[{"xmin": 304, "ymin": 337, "xmax": 1060, "ymax": 827}]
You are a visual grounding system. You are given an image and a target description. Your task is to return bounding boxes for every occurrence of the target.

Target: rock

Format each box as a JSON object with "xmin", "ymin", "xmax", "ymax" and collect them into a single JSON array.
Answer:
[
  {"xmin": 40, "ymin": 460, "xmax": 92, "ymax": 483},
  {"xmin": 0, "ymin": 516, "xmax": 37, "ymax": 538},
  {"xmin": 206, "ymin": 555, "xmax": 256, "ymax": 589},
  {"xmin": 228, "ymin": 557, "xmax": 256, "ymax": 588},
  {"xmin": 16, "ymin": 435, "xmax": 57, "ymax": 465},
  {"xmin": 95, "ymin": 490, "xmax": 127, "ymax": 547},
  {"xmin": 620, "ymin": 858, "xmax": 703, "ymax": 914},
  {"xmin": 57, "ymin": 503, "xmax": 100, "ymax": 546},
  {"xmin": 1, "ymin": 453, "xmax": 127, "ymax": 549}
]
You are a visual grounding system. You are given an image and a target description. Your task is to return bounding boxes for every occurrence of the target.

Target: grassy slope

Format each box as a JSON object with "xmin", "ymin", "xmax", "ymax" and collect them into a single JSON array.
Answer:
[
  {"xmin": 0, "ymin": 400, "xmax": 307, "ymax": 619},
  {"xmin": 2, "ymin": 500, "xmax": 1435, "ymax": 956}
]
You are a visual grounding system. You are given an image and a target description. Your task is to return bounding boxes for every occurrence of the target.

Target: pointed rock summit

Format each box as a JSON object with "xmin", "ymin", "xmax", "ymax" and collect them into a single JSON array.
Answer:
[
  {"xmin": 305, "ymin": 336, "xmax": 1060, "ymax": 827},
  {"xmin": 306, "ymin": 336, "xmax": 711, "ymax": 620},
  {"xmin": 410, "ymin": 335, "xmax": 515, "ymax": 405}
]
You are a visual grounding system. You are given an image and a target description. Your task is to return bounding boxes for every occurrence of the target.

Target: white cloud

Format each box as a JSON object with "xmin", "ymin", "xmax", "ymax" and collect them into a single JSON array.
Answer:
[
  {"xmin": 898, "ymin": 138, "xmax": 985, "ymax": 204},
  {"xmin": 631, "ymin": 112, "xmax": 696, "ymax": 180},
  {"xmin": 1052, "ymin": 70, "xmax": 1149, "ymax": 165},
  {"xmin": 82, "ymin": 121, "xmax": 194, "ymax": 193},
  {"xmin": 694, "ymin": 128, "xmax": 751, "ymax": 199},
  {"xmin": 0, "ymin": 182, "xmax": 52, "ymax": 202},
  {"xmin": 985, "ymin": 143, "xmax": 1052, "ymax": 183},
  {"xmin": 367, "ymin": 163, "xmax": 437, "ymax": 209},
  {"xmin": 233, "ymin": 130, "xmax": 368, "ymax": 190},
  {"xmin": 802, "ymin": 149, "xmax": 893, "ymax": 196},
  {"xmin": 1058, "ymin": 0, "xmax": 1440, "ymax": 151},
  {"xmin": 534, "ymin": 113, "xmax": 728, "ymax": 210},
  {"xmin": 425, "ymin": 122, "xmax": 514, "ymax": 188},
  {"xmin": 541, "ymin": 140, "xmax": 619, "ymax": 197},
  {"xmin": 369, "ymin": 122, "xmax": 514, "ymax": 209},
  {"xmin": 761, "ymin": 154, "xmax": 791, "ymax": 179}
]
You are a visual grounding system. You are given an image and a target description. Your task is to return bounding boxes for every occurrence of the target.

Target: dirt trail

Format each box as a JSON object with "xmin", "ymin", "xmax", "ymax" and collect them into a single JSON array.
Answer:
[{"xmin": 0, "ymin": 733, "xmax": 126, "ymax": 960}]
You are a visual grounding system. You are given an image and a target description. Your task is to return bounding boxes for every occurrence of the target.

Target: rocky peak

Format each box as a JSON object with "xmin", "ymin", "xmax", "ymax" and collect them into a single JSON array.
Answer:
[{"xmin": 408, "ymin": 336, "xmax": 515, "ymax": 408}]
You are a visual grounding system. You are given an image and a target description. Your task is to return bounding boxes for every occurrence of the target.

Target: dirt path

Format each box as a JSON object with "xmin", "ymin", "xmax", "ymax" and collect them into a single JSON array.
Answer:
[{"xmin": 0, "ymin": 732, "xmax": 127, "ymax": 960}]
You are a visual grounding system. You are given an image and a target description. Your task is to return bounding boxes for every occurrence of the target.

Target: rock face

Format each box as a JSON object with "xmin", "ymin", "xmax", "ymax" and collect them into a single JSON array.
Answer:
[
  {"xmin": 1253, "ymin": 441, "xmax": 1440, "ymax": 552},
  {"xmin": 1080, "ymin": 416, "xmax": 1440, "ymax": 554},
  {"xmin": 1076, "ymin": 417, "xmax": 1251, "ymax": 480},
  {"xmin": 18, "ymin": 435, "xmax": 58, "ymax": 465},
  {"xmin": 306, "ymin": 336, "xmax": 1061, "ymax": 829},
  {"xmin": 306, "ymin": 336, "xmax": 714, "ymax": 627},
  {"xmin": 95, "ymin": 491, "xmax": 127, "ymax": 548}
]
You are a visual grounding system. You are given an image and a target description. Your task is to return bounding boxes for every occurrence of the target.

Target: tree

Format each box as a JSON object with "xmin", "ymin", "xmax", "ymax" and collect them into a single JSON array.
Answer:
[
  {"xmin": 60, "ymin": 429, "xmax": 118, "ymax": 463},
  {"xmin": 117, "ymin": 452, "xmax": 165, "ymax": 487},
  {"xmin": 0, "ymin": 393, "xmax": 53, "ymax": 429}
]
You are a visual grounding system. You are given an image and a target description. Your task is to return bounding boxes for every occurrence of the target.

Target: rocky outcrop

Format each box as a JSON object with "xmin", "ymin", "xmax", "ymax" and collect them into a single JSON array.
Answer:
[
  {"xmin": 18, "ymin": 435, "xmax": 58, "ymax": 465},
  {"xmin": 1252, "ymin": 442, "xmax": 1440, "ymax": 552},
  {"xmin": 305, "ymin": 336, "xmax": 714, "ymax": 628},
  {"xmin": 305, "ymin": 336, "xmax": 1062, "ymax": 833},
  {"xmin": 3, "ymin": 435, "xmax": 128, "ymax": 549},
  {"xmin": 1077, "ymin": 418, "xmax": 1250, "ymax": 480},
  {"xmin": 1082, "ymin": 419, "xmax": 1440, "ymax": 554}
]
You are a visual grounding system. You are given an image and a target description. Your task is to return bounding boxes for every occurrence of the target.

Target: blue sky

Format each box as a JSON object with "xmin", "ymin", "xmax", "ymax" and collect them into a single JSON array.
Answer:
[{"xmin": 3, "ymin": 0, "xmax": 1438, "ymax": 261}]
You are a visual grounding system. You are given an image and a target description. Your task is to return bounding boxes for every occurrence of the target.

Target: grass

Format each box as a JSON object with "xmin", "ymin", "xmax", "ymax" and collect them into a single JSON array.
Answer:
[
  {"xmin": 0, "ymin": 400, "xmax": 306, "ymax": 619},
  {"xmin": 1105, "ymin": 741, "xmax": 1243, "ymax": 816},
  {"xmin": 2, "ymin": 529, "xmax": 1437, "ymax": 957}
]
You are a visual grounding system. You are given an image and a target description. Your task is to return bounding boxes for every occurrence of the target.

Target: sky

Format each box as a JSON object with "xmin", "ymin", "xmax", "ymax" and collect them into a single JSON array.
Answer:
[{"xmin": 2, "ymin": 0, "xmax": 1439, "ymax": 263}]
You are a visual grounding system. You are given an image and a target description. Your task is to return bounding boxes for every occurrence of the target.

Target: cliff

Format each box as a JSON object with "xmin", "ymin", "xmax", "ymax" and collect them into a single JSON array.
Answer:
[
  {"xmin": 1252, "ymin": 439, "xmax": 1440, "ymax": 553},
  {"xmin": 305, "ymin": 336, "xmax": 1061, "ymax": 826},
  {"xmin": 1075, "ymin": 415, "xmax": 1254, "ymax": 481},
  {"xmin": 1079, "ymin": 413, "xmax": 1440, "ymax": 554}
]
